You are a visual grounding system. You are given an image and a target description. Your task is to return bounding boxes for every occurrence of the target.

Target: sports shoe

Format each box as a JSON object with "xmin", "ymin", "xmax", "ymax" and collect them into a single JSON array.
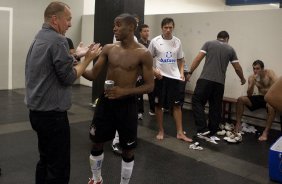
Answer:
[
  {"xmin": 217, "ymin": 130, "xmax": 226, "ymax": 136},
  {"xmin": 88, "ymin": 178, "xmax": 103, "ymax": 184},
  {"xmin": 210, "ymin": 136, "xmax": 220, "ymax": 141},
  {"xmin": 138, "ymin": 113, "xmax": 143, "ymax": 120},
  {"xmin": 197, "ymin": 130, "xmax": 210, "ymax": 136},
  {"xmin": 226, "ymin": 131, "xmax": 235, "ymax": 138},
  {"xmin": 197, "ymin": 131, "xmax": 218, "ymax": 144},
  {"xmin": 224, "ymin": 123, "xmax": 234, "ymax": 131},
  {"xmin": 225, "ymin": 133, "xmax": 242, "ymax": 143},
  {"xmin": 149, "ymin": 111, "xmax": 155, "ymax": 116},
  {"xmin": 111, "ymin": 143, "xmax": 122, "ymax": 155}
]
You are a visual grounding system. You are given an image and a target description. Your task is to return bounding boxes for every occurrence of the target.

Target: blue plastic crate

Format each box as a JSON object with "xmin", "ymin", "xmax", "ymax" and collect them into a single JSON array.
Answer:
[{"xmin": 269, "ymin": 136, "xmax": 282, "ymax": 183}]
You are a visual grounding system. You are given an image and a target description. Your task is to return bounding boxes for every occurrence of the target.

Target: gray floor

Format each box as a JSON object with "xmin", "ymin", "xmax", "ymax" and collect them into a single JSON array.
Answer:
[{"xmin": 0, "ymin": 85, "xmax": 280, "ymax": 184}]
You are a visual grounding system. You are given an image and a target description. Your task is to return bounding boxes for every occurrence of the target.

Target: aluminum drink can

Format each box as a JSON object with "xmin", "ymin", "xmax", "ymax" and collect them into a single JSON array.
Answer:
[{"xmin": 104, "ymin": 80, "xmax": 114, "ymax": 90}]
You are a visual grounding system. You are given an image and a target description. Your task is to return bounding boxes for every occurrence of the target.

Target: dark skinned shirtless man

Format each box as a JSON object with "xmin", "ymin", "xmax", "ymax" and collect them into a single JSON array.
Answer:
[{"xmin": 83, "ymin": 13, "xmax": 154, "ymax": 184}]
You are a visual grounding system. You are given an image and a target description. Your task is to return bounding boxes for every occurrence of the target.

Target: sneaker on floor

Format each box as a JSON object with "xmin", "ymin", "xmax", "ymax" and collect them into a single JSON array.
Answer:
[
  {"xmin": 148, "ymin": 111, "xmax": 155, "ymax": 116},
  {"xmin": 197, "ymin": 130, "xmax": 210, "ymax": 136},
  {"xmin": 138, "ymin": 113, "xmax": 143, "ymax": 120},
  {"xmin": 88, "ymin": 178, "xmax": 103, "ymax": 184},
  {"xmin": 111, "ymin": 143, "xmax": 122, "ymax": 155},
  {"xmin": 226, "ymin": 137, "xmax": 240, "ymax": 143},
  {"xmin": 225, "ymin": 133, "xmax": 242, "ymax": 143},
  {"xmin": 225, "ymin": 137, "xmax": 237, "ymax": 143},
  {"xmin": 197, "ymin": 131, "xmax": 218, "ymax": 144},
  {"xmin": 217, "ymin": 130, "xmax": 226, "ymax": 136},
  {"xmin": 208, "ymin": 138, "xmax": 218, "ymax": 144},
  {"xmin": 226, "ymin": 131, "xmax": 236, "ymax": 138},
  {"xmin": 224, "ymin": 123, "xmax": 234, "ymax": 131},
  {"xmin": 210, "ymin": 136, "xmax": 220, "ymax": 141}
]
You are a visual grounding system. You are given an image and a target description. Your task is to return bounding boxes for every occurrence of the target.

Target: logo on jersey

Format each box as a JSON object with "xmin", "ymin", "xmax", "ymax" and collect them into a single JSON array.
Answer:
[
  {"xmin": 160, "ymin": 52, "xmax": 176, "ymax": 63},
  {"xmin": 166, "ymin": 52, "xmax": 173, "ymax": 58}
]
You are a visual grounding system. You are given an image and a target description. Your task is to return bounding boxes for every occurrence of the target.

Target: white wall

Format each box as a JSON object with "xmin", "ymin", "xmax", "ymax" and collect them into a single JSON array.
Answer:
[
  {"xmin": 0, "ymin": 0, "xmax": 84, "ymax": 89},
  {"xmin": 1, "ymin": 0, "xmax": 279, "ymax": 89},
  {"xmin": 81, "ymin": 0, "xmax": 280, "ymax": 88},
  {"xmin": 146, "ymin": 10, "xmax": 282, "ymax": 98},
  {"xmin": 81, "ymin": 9, "xmax": 282, "ymax": 97},
  {"xmin": 83, "ymin": 0, "xmax": 279, "ymax": 15}
]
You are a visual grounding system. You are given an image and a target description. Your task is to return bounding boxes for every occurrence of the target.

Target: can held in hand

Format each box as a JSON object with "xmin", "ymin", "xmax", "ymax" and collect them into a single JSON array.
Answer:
[{"xmin": 104, "ymin": 80, "xmax": 114, "ymax": 90}]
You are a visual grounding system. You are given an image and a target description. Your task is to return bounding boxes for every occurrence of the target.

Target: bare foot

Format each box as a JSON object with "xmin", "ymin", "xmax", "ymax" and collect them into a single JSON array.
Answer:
[
  {"xmin": 258, "ymin": 134, "xmax": 267, "ymax": 141},
  {"xmin": 156, "ymin": 131, "xmax": 164, "ymax": 140},
  {"xmin": 177, "ymin": 133, "xmax": 193, "ymax": 142}
]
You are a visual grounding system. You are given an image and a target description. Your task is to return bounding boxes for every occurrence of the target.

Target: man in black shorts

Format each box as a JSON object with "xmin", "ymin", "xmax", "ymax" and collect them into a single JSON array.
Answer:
[
  {"xmin": 83, "ymin": 13, "xmax": 154, "ymax": 184},
  {"xmin": 148, "ymin": 17, "xmax": 192, "ymax": 142},
  {"xmin": 235, "ymin": 60, "xmax": 277, "ymax": 141}
]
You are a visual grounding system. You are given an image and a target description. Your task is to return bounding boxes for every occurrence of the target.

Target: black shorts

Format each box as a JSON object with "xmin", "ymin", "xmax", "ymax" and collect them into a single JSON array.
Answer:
[
  {"xmin": 89, "ymin": 94, "xmax": 137, "ymax": 150},
  {"xmin": 154, "ymin": 76, "xmax": 182, "ymax": 108},
  {"xmin": 247, "ymin": 95, "xmax": 266, "ymax": 111}
]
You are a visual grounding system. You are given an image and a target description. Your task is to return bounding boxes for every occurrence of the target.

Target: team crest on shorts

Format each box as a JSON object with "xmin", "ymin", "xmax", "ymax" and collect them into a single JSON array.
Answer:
[{"xmin": 89, "ymin": 124, "xmax": 96, "ymax": 136}]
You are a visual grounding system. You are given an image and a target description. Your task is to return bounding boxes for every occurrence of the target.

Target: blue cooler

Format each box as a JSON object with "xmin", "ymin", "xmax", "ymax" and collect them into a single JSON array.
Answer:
[{"xmin": 269, "ymin": 136, "xmax": 282, "ymax": 183}]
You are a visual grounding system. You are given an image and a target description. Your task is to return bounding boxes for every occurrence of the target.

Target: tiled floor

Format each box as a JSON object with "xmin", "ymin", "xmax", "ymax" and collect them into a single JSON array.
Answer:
[{"xmin": 0, "ymin": 85, "xmax": 280, "ymax": 184}]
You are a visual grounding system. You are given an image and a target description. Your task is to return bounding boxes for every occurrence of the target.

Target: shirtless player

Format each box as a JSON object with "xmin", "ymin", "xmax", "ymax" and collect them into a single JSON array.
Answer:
[
  {"xmin": 235, "ymin": 60, "xmax": 277, "ymax": 141},
  {"xmin": 83, "ymin": 13, "xmax": 154, "ymax": 184}
]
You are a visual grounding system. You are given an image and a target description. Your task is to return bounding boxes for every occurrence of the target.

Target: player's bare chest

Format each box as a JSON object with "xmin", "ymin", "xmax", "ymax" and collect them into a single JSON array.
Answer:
[
  {"xmin": 108, "ymin": 50, "xmax": 140, "ymax": 70},
  {"xmin": 256, "ymin": 76, "xmax": 270, "ymax": 88},
  {"xmin": 108, "ymin": 50, "xmax": 140, "ymax": 65}
]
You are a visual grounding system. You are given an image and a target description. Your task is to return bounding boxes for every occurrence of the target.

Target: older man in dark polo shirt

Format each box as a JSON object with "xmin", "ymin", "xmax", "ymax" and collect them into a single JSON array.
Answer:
[{"xmin": 25, "ymin": 2, "xmax": 101, "ymax": 184}]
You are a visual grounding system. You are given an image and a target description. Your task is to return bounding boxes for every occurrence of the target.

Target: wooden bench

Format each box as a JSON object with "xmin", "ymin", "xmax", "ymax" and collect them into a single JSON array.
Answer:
[
  {"xmin": 184, "ymin": 90, "xmax": 282, "ymax": 132},
  {"xmin": 184, "ymin": 90, "xmax": 237, "ymax": 122},
  {"xmin": 222, "ymin": 97, "xmax": 237, "ymax": 122}
]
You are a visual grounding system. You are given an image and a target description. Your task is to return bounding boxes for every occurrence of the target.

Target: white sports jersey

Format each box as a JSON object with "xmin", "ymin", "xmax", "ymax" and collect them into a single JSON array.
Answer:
[{"xmin": 148, "ymin": 35, "xmax": 184, "ymax": 80}]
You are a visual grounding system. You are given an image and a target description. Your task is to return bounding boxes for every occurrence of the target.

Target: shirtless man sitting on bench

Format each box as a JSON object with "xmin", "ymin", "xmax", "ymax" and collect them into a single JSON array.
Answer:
[{"xmin": 235, "ymin": 60, "xmax": 277, "ymax": 141}]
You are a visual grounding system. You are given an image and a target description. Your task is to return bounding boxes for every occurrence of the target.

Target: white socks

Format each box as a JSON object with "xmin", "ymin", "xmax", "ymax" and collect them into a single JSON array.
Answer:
[
  {"xmin": 120, "ymin": 159, "xmax": 134, "ymax": 184},
  {"xmin": 89, "ymin": 153, "xmax": 104, "ymax": 182},
  {"xmin": 113, "ymin": 131, "xmax": 120, "ymax": 145}
]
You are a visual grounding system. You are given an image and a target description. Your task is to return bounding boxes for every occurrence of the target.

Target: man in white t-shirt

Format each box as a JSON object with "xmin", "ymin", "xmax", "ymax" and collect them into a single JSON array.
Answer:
[{"xmin": 148, "ymin": 17, "xmax": 192, "ymax": 142}]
